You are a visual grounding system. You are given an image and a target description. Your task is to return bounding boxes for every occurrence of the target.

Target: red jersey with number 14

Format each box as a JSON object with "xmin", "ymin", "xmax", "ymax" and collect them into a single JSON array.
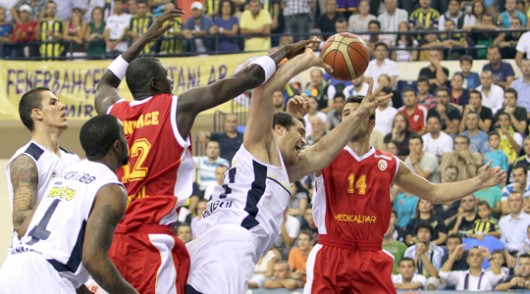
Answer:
[
  {"xmin": 313, "ymin": 146, "xmax": 399, "ymax": 244},
  {"xmin": 109, "ymin": 94, "xmax": 194, "ymax": 228}
]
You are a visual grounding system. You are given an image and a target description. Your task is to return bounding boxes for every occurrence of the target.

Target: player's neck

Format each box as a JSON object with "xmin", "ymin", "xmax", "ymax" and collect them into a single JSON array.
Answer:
[
  {"xmin": 32, "ymin": 128, "xmax": 62, "ymax": 155},
  {"xmin": 347, "ymin": 139, "xmax": 371, "ymax": 156}
]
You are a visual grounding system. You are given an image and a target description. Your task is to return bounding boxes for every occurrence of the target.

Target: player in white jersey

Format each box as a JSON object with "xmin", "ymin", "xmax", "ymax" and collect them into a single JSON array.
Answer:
[
  {"xmin": 6, "ymin": 87, "xmax": 79, "ymax": 243},
  {"xmin": 185, "ymin": 45, "xmax": 393, "ymax": 294},
  {"xmin": 0, "ymin": 115, "xmax": 137, "ymax": 294}
]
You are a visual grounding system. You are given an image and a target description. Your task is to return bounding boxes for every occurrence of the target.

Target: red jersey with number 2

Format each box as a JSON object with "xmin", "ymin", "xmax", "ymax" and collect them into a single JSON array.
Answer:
[
  {"xmin": 313, "ymin": 146, "xmax": 399, "ymax": 243},
  {"xmin": 109, "ymin": 94, "xmax": 194, "ymax": 228}
]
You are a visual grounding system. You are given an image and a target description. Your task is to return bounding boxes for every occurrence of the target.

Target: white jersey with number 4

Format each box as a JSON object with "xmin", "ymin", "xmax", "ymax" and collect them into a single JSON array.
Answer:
[{"xmin": 10, "ymin": 160, "xmax": 122, "ymax": 289}]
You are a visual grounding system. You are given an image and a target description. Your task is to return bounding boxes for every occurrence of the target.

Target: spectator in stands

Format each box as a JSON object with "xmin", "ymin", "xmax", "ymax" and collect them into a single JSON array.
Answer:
[
  {"xmin": 435, "ymin": 167, "xmax": 462, "ymax": 227},
  {"xmin": 466, "ymin": 90, "xmax": 493, "ymax": 132},
  {"xmin": 460, "ymin": 0, "xmax": 489, "ymax": 29},
  {"xmin": 392, "ymin": 258, "xmax": 427, "ymax": 290},
  {"xmin": 274, "ymin": 213, "xmax": 301, "ymax": 259},
  {"xmin": 333, "ymin": 16, "xmax": 348, "ymax": 34},
  {"xmin": 496, "ymin": 111, "xmax": 523, "ymax": 163},
  {"xmin": 458, "ymin": 55, "xmax": 480, "ymax": 90},
  {"xmin": 384, "ymin": 211, "xmax": 408, "ymax": 273},
  {"xmin": 440, "ymin": 135, "xmax": 483, "ymax": 181},
  {"xmin": 496, "ymin": 254, "xmax": 530, "ymax": 290},
  {"xmin": 303, "ymin": 96, "xmax": 327, "ymax": 137},
  {"xmin": 477, "ymin": 70, "xmax": 504, "ymax": 114},
  {"xmin": 392, "ymin": 21, "xmax": 418, "ymax": 62},
  {"xmin": 409, "ymin": 0, "xmax": 440, "ymax": 30},
  {"xmin": 378, "ymin": 0, "xmax": 408, "ymax": 43},
  {"xmin": 450, "ymin": 73, "xmax": 469, "ymax": 107},
  {"xmin": 0, "ymin": 6, "xmax": 13, "ymax": 57},
  {"xmin": 326, "ymin": 93, "xmax": 345, "ymax": 130},
  {"xmin": 483, "ymin": 131, "xmax": 509, "ymax": 173},
  {"xmin": 183, "ymin": 1, "xmax": 212, "ymax": 53},
  {"xmin": 487, "ymin": 249, "xmax": 510, "ymax": 279},
  {"xmin": 36, "ymin": 1, "xmax": 64, "ymax": 59},
  {"xmin": 393, "ymin": 189, "xmax": 420, "ymax": 230},
  {"xmin": 515, "ymin": 33, "xmax": 530, "ymax": 71},
  {"xmin": 11, "ymin": 4, "xmax": 37, "ymax": 57},
  {"xmin": 384, "ymin": 113, "xmax": 416, "ymax": 157},
  {"xmin": 375, "ymin": 87, "xmax": 398, "ymax": 136},
  {"xmin": 300, "ymin": 207, "xmax": 318, "ymax": 242},
  {"xmin": 11, "ymin": 0, "xmax": 46, "ymax": 24},
  {"xmin": 440, "ymin": 19, "xmax": 467, "ymax": 60},
  {"xmin": 438, "ymin": 0, "xmax": 463, "ymax": 30},
  {"xmin": 127, "ymin": 0, "xmax": 137, "ymax": 16},
  {"xmin": 190, "ymin": 198, "xmax": 207, "ymax": 239},
  {"xmin": 404, "ymin": 223, "xmax": 444, "ymax": 290},
  {"xmin": 467, "ymin": 13, "xmax": 499, "ymax": 60},
  {"xmin": 193, "ymin": 139, "xmax": 230, "ymax": 192},
  {"xmin": 513, "ymin": 137, "xmax": 530, "ymax": 181},
  {"xmin": 417, "ymin": 31, "xmax": 442, "ymax": 62},
  {"xmin": 422, "ymin": 114, "xmax": 454, "ymax": 159},
  {"xmin": 502, "ymin": 165, "xmax": 530, "ymax": 199},
  {"xmin": 379, "ymin": 74, "xmax": 402, "ymax": 108},
  {"xmin": 428, "ymin": 87, "xmax": 461, "ymax": 135},
  {"xmin": 263, "ymin": 260, "xmax": 300, "ymax": 290},
  {"xmin": 493, "ymin": 16, "xmax": 522, "ymax": 59},
  {"xmin": 286, "ymin": 181, "xmax": 308, "ymax": 220},
  {"xmin": 105, "ymin": 0, "xmax": 130, "ymax": 57},
  {"xmin": 200, "ymin": 114, "xmax": 243, "ymax": 163},
  {"xmin": 511, "ymin": 59, "xmax": 530, "ymax": 116},
  {"xmin": 417, "ymin": 76, "xmax": 436, "ymax": 109},
  {"xmin": 63, "ymin": 7, "xmax": 87, "ymax": 56},
  {"xmin": 499, "ymin": 0, "xmax": 526, "ymax": 28},
  {"xmin": 440, "ymin": 245, "xmax": 505, "ymax": 290},
  {"xmin": 315, "ymin": 0, "xmax": 342, "ymax": 39},
  {"xmin": 364, "ymin": 20, "xmax": 392, "ymax": 53},
  {"xmin": 343, "ymin": 75, "xmax": 369, "ymax": 97},
  {"xmin": 364, "ymin": 42, "xmax": 399, "ymax": 90},
  {"xmin": 471, "ymin": 200, "xmax": 501, "ymax": 239},
  {"xmin": 405, "ymin": 199, "xmax": 448, "ymax": 246},
  {"xmin": 441, "ymin": 234, "xmax": 469, "ymax": 271},
  {"xmin": 176, "ymin": 223, "xmax": 192, "ymax": 243},
  {"xmin": 85, "ymin": 6, "xmax": 106, "ymax": 57},
  {"xmin": 483, "ymin": 46, "xmax": 515, "ymax": 89},
  {"xmin": 495, "ymin": 88, "xmax": 527, "ymax": 134},
  {"xmin": 386, "ymin": 140, "xmax": 400, "ymax": 157},
  {"xmin": 460, "ymin": 111, "xmax": 489, "ymax": 153},
  {"xmin": 399, "ymin": 88, "xmax": 428, "ymax": 134},
  {"xmin": 203, "ymin": 164, "xmax": 228, "ymax": 200},
  {"xmin": 158, "ymin": 2, "xmax": 183, "ymax": 54},
  {"xmin": 272, "ymin": 89, "xmax": 285, "ymax": 113},
  {"xmin": 288, "ymin": 230, "xmax": 312, "ymax": 282},
  {"xmin": 448, "ymin": 194, "xmax": 479, "ymax": 236},
  {"xmin": 248, "ymin": 247, "xmax": 281, "ymax": 289},
  {"xmin": 283, "ymin": 0, "xmax": 310, "ymax": 42},
  {"xmin": 348, "ymin": 0, "xmax": 376, "ymax": 33},
  {"xmin": 127, "ymin": 0, "xmax": 154, "ymax": 51},
  {"xmin": 500, "ymin": 193, "xmax": 530, "ymax": 259},
  {"xmin": 209, "ymin": 0, "xmax": 239, "ymax": 53},
  {"xmin": 304, "ymin": 68, "xmax": 333, "ymax": 112},
  {"xmin": 306, "ymin": 115, "xmax": 328, "ymax": 145},
  {"xmin": 419, "ymin": 49, "xmax": 449, "ymax": 94},
  {"xmin": 406, "ymin": 134, "xmax": 440, "ymax": 182}
]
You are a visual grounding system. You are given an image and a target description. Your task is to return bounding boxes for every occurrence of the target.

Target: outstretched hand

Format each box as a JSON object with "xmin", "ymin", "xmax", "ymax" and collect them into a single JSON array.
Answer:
[
  {"xmin": 477, "ymin": 161, "xmax": 505, "ymax": 188},
  {"xmin": 286, "ymin": 94, "xmax": 310, "ymax": 119},
  {"xmin": 143, "ymin": 9, "xmax": 184, "ymax": 41},
  {"xmin": 283, "ymin": 38, "xmax": 321, "ymax": 59},
  {"xmin": 357, "ymin": 78, "xmax": 392, "ymax": 117}
]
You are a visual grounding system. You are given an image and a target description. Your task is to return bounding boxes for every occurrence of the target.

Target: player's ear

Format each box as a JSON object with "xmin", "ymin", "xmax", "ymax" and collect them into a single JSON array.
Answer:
[
  {"xmin": 273, "ymin": 124, "xmax": 284, "ymax": 135},
  {"xmin": 149, "ymin": 77, "xmax": 160, "ymax": 92}
]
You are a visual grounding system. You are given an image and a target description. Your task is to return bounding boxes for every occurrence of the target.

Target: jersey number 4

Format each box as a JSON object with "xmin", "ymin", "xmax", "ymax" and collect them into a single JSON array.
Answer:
[
  {"xmin": 122, "ymin": 138, "xmax": 151, "ymax": 183},
  {"xmin": 26, "ymin": 199, "xmax": 60, "ymax": 245},
  {"xmin": 347, "ymin": 173, "xmax": 367, "ymax": 195}
]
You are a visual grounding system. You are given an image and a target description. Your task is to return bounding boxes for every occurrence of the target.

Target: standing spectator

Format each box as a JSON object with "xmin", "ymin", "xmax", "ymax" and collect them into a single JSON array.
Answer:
[
  {"xmin": 193, "ymin": 139, "xmax": 230, "ymax": 191},
  {"xmin": 384, "ymin": 211, "xmax": 408, "ymax": 274},
  {"xmin": 422, "ymin": 115, "xmax": 454, "ymax": 159},
  {"xmin": 417, "ymin": 32, "xmax": 441, "ymax": 62},
  {"xmin": 342, "ymin": 75, "xmax": 369, "ymax": 97},
  {"xmin": 283, "ymin": 0, "xmax": 310, "ymax": 42},
  {"xmin": 392, "ymin": 21, "xmax": 418, "ymax": 62},
  {"xmin": 405, "ymin": 134, "xmax": 440, "ymax": 182},
  {"xmin": 499, "ymin": 193, "xmax": 530, "ymax": 255},
  {"xmin": 126, "ymin": 0, "xmax": 154, "ymax": 50},
  {"xmin": 375, "ymin": 90, "xmax": 398, "ymax": 136},
  {"xmin": 417, "ymin": 76, "xmax": 436, "ymax": 109},
  {"xmin": 288, "ymin": 230, "xmax": 312, "ymax": 281},
  {"xmin": 11, "ymin": 4, "xmax": 37, "ymax": 57},
  {"xmin": 392, "ymin": 258, "xmax": 427, "ymax": 290},
  {"xmin": 483, "ymin": 46, "xmax": 515, "ymax": 89},
  {"xmin": 315, "ymin": 0, "xmax": 342, "ymax": 39},
  {"xmin": 409, "ymin": 0, "xmax": 440, "ymax": 43},
  {"xmin": 399, "ymin": 88, "xmax": 428, "ymax": 134},
  {"xmin": 239, "ymin": 0, "xmax": 271, "ymax": 51},
  {"xmin": 263, "ymin": 260, "xmax": 300, "ymax": 290},
  {"xmin": 11, "ymin": 0, "xmax": 46, "ymax": 24},
  {"xmin": 450, "ymin": 73, "xmax": 470, "ymax": 107},
  {"xmin": 364, "ymin": 42, "xmax": 399, "ymax": 89},
  {"xmin": 496, "ymin": 112, "xmax": 523, "ymax": 163},
  {"xmin": 183, "ymin": 1, "xmax": 212, "ymax": 53},
  {"xmin": 63, "ymin": 7, "xmax": 87, "ymax": 56},
  {"xmin": 440, "ymin": 135, "xmax": 483, "ymax": 181},
  {"xmin": 499, "ymin": 0, "xmax": 526, "ymax": 28},
  {"xmin": 348, "ymin": 0, "xmax": 376, "ymax": 32},
  {"xmin": 495, "ymin": 254, "xmax": 530, "ymax": 290},
  {"xmin": 378, "ymin": 0, "xmax": 408, "ymax": 42},
  {"xmin": 210, "ymin": 0, "xmax": 240, "ymax": 52},
  {"xmin": 104, "ymin": 0, "xmax": 131, "ymax": 57},
  {"xmin": 200, "ymin": 114, "xmax": 243, "ymax": 163},
  {"xmin": 460, "ymin": 111, "xmax": 489, "ymax": 153},
  {"xmin": 493, "ymin": 16, "xmax": 523, "ymax": 59},
  {"xmin": 326, "ymin": 93, "xmax": 345, "ymax": 130},
  {"xmin": 515, "ymin": 31, "xmax": 530, "ymax": 71},
  {"xmin": 36, "ymin": 1, "xmax": 64, "ymax": 59},
  {"xmin": 438, "ymin": 0, "xmax": 463, "ymax": 30},
  {"xmin": 55, "ymin": 0, "xmax": 87, "ymax": 21},
  {"xmin": 458, "ymin": 55, "xmax": 481, "ymax": 90},
  {"xmin": 495, "ymin": 88, "xmax": 527, "ymax": 134},
  {"xmin": 483, "ymin": 131, "xmax": 509, "ymax": 172},
  {"xmin": 427, "ymin": 87, "xmax": 461, "ymax": 135},
  {"xmin": 511, "ymin": 59, "xmax": 530, "ymax": 116},
  {"xmin": 418, "ymin": 49, "xmax": 449, "ymax": 94},
  {"xmin": 384, "ymin": 113, "xmax": 417, "ymax": 157},
  {"xmin": 159, "ymin": 2, "xmax": 183, "ymax": 55},
  {"xmin": 477, "ymin": 70, "xmax": 505, "ymax": 114},
  {"xmin": 0, "ymin": 6, "xmax": 13, "ymax": 58},
  {"xmin": 85, "ymin": 6, "xmax": 106, "ymax": 57},
  {"xmin": 467, "ymin": 13, "xmax": 498, "ymax": 60}
]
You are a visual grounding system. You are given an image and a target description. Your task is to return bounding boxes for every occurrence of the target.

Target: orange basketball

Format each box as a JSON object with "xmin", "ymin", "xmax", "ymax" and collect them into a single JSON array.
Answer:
[{"xmin": 320, "ymin": 33, "xmax": 370, "ymax": 81}]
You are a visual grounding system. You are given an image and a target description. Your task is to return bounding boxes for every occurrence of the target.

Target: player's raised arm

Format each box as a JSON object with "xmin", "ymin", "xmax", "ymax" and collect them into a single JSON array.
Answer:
[
  {"xmin": 82, "ymin": 184, "xmax": 138, "ymax": 294},
  {"xmin": 95, "ymin": 9, "xmax": 184, "ymax": 114},
  {"xmin": 395, "ymin": 161, "xmax": 505, "ymax": 204}
]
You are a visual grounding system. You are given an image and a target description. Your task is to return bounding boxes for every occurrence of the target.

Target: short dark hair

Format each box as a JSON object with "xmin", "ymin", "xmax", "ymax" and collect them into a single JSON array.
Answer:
[
  {"xmin": 497, "ymin": 111, "xmax": 510, "ymax": 120},
  {"xmin": 427, "ymin": 113, "xmax": 442, "ymax": 124},
  {"xmin": 219, "ymin": 0, "xmax": 236, "ymax": 15},
  {"xmin": 19, "ymin": 87, "xmax": 50, "ymax": 131},
  {"xmin": 381, "ymin": 86, "xmax": 393, "ymax": 95},
  {"xmin": 80, "ymin": 115, "xmax": 122, "ymax": 159},
  {"xmin": 402, "ymin": 87, "xmax": 416, "ymax": 96},
  {"xmin": 334, "ymin": 92, "xmax": 346, "ymax": 100},
  {"xmin": 206, "ymin": 138, "xmax": 220, "ymax": 147},
  {"xmin": 272, "ymin": 112, "xmax": 304, "ymax": 129},
  {"xmin": 374, "ymin": 42, "xmax": 388, "ymax": 51},
  {"xmin": 520, "ymin": 253, "xmax": 530, "ymax": 260},
  {"xmin": 415, "ymin": 222, "xmax": 433, "ymax": 236},
  {"xmin": 126, "ymin": 57, "xmax": 167, "ymax": 98},
  {"xmin": 469, "ymin": 89, "xmax": 482, "ymax": 100},
  {"xmin": 399, "ymin": 257, "xmax": 415, "ymax": 267},
  {"xmin": 435, "ymin": 86, "xmax": 449, "ymax": 96},
  {"xmin": 368, "ymin": 20, "xmax": 381, "ymax": 29},
  {"xmin": 335, "ymin": 16, "xmax": 347, "ymax": 24},
  {"xmin": 345, "ymin": 96, "xmax": 375, "ymax": 120},
  {"xmin": 488, "ymin": 131, "xmax": 500, "ymax": 139},
  {"xmin": 447, "ymin": 233, "xmax": 462, "ymax": 243},
  {"xmin": 409, "ymin": 133, "xmax": 423, "ymax": 144},
  {"xmin": 417, "ymin": 76, "xmax": 430, "ymax": 85},
  {"xmin": 477, "ymin": 200, "xmax": 491, "ymax": 209},
  {"xmin": 513, "ymin": 163, "xmax": 528, "ymax": 175},
  {"xmin": 460, "ymin": 55, "xmax": 473, "ymax": 65},
  {"xmin": 487, "ymin": 45, "xmax": 501, "ymax": 54},
  {"xmin": 505, "ymin": 87, "xmax": 518, "ymax": 100},
  {"xmin": 455, "ymin": 134, "xmax": 470, "ymax": 145},
  {"xmin": 299, "ymin": 230, "xmax": 313, "ymax": 240}
]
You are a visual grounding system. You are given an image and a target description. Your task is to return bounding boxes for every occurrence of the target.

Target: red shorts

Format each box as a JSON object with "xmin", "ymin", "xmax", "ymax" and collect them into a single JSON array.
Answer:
[
  {"xmin": 108, "ymin": 224, "xmax": 190, "ymax": 294},
  {"xmin": 305, "ymin": 237, "xmax": 395, "ymax": 294}
]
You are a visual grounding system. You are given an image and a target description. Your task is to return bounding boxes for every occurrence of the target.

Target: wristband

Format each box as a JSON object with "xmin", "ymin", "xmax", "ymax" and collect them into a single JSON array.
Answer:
[
  {"xmin": 219, "ymin": 27, "xmax": 224, "ymax": 34},
  {"xmin": 250, "ymin": 56, "xmax": 276, "ymax": 84},
  {"xmin": 108, "ymin": 55, "xmax": 129, "ymax": 81}
]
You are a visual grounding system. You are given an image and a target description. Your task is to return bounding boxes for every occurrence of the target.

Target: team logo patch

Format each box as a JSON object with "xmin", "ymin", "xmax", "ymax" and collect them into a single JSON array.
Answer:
[{"xmin": 378, "ymin": 160, "xmax": 388, "ymax": 171}]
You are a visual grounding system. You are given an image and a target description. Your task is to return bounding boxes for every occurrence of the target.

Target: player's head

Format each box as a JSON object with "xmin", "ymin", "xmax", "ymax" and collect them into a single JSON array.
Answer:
[
  {"xmin": 19, "ymin": 87, "xmax": 67, "ymax": 132},
  {"xmin": 80, "ymin": 114, "xmax": 129, "ymax": 168},
  {"xmin": 512, "ymin": 164, "xmax": 527, "ymax": 185},
  {"xmin": 398, "ymin": 258, "xmax": 416, "ymax": 280},
  {"xmin": 272, "ymin": 112, "xmax": 306, "ymax": 166},
  {"xmin": 520, "ymin": 254, "xmax": 530, "ymax": 278},
  {"xmin": 467, "ymin": 246, "xmax": 485, "ymax": 269},
  {"xmin": 126, "ymin": 57, "xmax": 173, "ymax": 99},
  {"xmin": 415, "ymin": 222, "xmax": 433, "ymax": 243},
  {"xmin": 272, "ymin": 260, "xmax": 290, "ymax": 280},
  {"xmin": 488, "ymin": 131, "xmax": 500, "ymax": 149},
  {"xmin": 343, "ymin": 96, "xmax": 375, "ymax": 141},
  {"xmin": 477, "ymin": 200, "xmax": 491, "ymax": 219},
  {"xmin": 176, "ymin": 223, "xmax": 192, "ymax": 243}
]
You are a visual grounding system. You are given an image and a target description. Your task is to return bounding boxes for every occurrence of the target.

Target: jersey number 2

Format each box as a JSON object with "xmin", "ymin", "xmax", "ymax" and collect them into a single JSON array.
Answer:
[
  {"xmin": 26, "ymin": 199, "xmax": 60, "ymax": 245},
  {"xmin": 122, "ymin": 138, "xmax": 151, "ymax": 183},
  {"xmin": 347, "ymin": 173, "xmax": 367, "ymax": 195}
]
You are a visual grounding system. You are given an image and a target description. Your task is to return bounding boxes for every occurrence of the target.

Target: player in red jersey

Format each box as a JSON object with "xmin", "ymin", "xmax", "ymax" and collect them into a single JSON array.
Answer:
[
  {"xmin": 94, "ymin": 10, "xmax": 319, "ymax": 294},
  {"xmin": 304, "ymin": 97, "xmax": 505, "ymax": 294}
]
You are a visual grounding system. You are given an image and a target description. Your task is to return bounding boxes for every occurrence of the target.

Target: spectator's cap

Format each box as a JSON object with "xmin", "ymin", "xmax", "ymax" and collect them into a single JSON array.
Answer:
[
  {"xmin": 191, "ymin": 1, "xmax": 203, "ymax": 10},
  {"xmin": 19, "ymin": 4, "xmax": 32, "ymax": 13}
]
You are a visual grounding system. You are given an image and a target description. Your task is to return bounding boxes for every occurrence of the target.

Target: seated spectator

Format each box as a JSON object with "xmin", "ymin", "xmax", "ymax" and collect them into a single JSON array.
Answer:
[
  {"xmin": 105, "ymin": 0, "xmax": 131, "ymax": 57},
  {"xmin": 274, "ymin": 214, "xmax": 301, "ymax": 258},
  {"xmin": 378, "ymin": 0, "xmax": 409, "ymax": 43},
  {"xmin": 399, "ymin": 88, "xmax": 428, "ymax": 134},
  {"xmin": 304, "ymin": 68, "xmax": 333, "ymax": 112},
  {"xmin": 326, "ymin": 93, "xmax": 345, "ymax": 130},
  {"xmin": 460, "ymin": 111, "xmax": 488, "ymax": 153},
  {"xmin": 450, "ymin": 73, "xmax": 470, "ymax": 107},
  {"xmin": 0, "ymin": 6, "xmax": 12, "ymax": 58},
  {"xmin": 286, "ymin": 181, "xmax": 309, "ymax": 220},
  {"xmin": 85, "ymin": 6, "xmax": 106, "ymax": 57},
  {"xmin": 392, "ymin": 21, "xmax": 418, "ymax": 62},
  {"xmin": 501, "ymin": 165, "xmax": 530, "ymax": 209},
  {"xmin": 343, "ymin": 75, "xmax": 369, "ymax": 97},
  {"xmin": 440, "ymin": 246, "xmax": 505, "ymax": 290},
  {"xmin": 385, "ymin": 141, "xmax": 400, "ymax": 157},
  {"xmin": 405, "ymin": 134, "xmax": 440, "ymax": 182},
  {"xmin": 300, "ymin": 207, "xmax": 318, "ymax": 243},
  {"xmin": 333, "ymin": 16, "xmax": 348, "ymax": 34},
  {"xmin": 193, "ymin": 139, "xmax": 230, "ymax": 192},
  {"xmin": 203, "ymin": 164, "xmax": 228, "ymax": 200},
  {"xmin": 427, "ymin": 87, "xmax": 461, "ymax": 135},
  {"xmin": 467, "ymin": 13, "xmax": 499, "ymax": 60},
  {"xmin": 394, "ymin": 192, "xmax": 420, "ymax": 230},
  {"xmin": 496, "ymin": 253, "xmax": 530, "ymax": 290},
  {"xmin": 248, "ymin": 247, "xmax": 282, "ymax": 289},
  {"xmin": 465, "ymin": 90, "xmax": 493, "ymax": 132},
  {"xmin": 513, "ymin": 136, "xmax": 530, "ymax": 183},
  {"xmin": 384, "ymin": 211, "xmax": 408, "ymax": 274},
  {"xmin": 11, "ymin": 4, "xmax": 36, "ymax": 58},
  {"xmin": 199, "ymin": 114, "xmax": 243, "ymax": 163},
  {"xmin": 63, "ymin": 7, "xmax": 87, "ymax": 56},
  {"xmin": 183, "ymin": 1, "xmax": 213, "ymax": 53},
  {"xmin": 190, "ymin": 199, "xmax": 208, "ymax": 239},
  {"xmin": 364, "ymin": 20, "xmax": 392, "ymax": 53},
  {"xmin": 438, "ymin": 0, "xmax": 463, "ymax": 31},
  {"xmin": 303, "ymin": 96, "xmax": 328, "ymax": 138},
  {"xmin": 441, "ymin": 234, "xmax": 469, "ymax": 271},
  {"xmin": 378, "ymin": 74, "xmax": 403, "ymax": 109},
  {"xmin": 307, "ymin": 116, "xmax": 327, "ymax": 145},
  {"xmin": 364, "ymin": 42, "xmax": 399, "ymax": 90},
  {"xmin": 511, "ymin": 59, "xmax": 530, "ymax": 115},
  {"xmin": 374, "ymin": 89, "xmax": 398, "ymax": 136},
  {"xmin": 493, "ymin": 16, "xmax": 522, "ymax": 59},
  {"xmin": 483, "ymin": 46, "xmax": 515, "ymax": 89},
  {"xmin": 315, "ymin": 0, "xmax": 342, "ymax": 39},
  {"xmin": 405, "ymin": 199, "xmax": 448, "ymax": 246},
  {"xmin": 210, "ymin": 0, "xmax": 240, "ymax": 53},
  {"xmin": 288, "ymin": 230, "xmax": 312, "ymax": 282},
  {"xmin": 474, "ymin": 166, "xmax": 504, "ymax": 213},
  {"xmin": 487, "ymin": 249, "xmax": 510, "ymax": 278},
  {"xmin": 500, "ymin": 193, "xmax": 530, "ymax": 258},
  {"xmin": 348, "ymin": 0, "xmax": 376, "ymax": 32},
  {"xmin": 499, "ymin": 0, "xmax": 526, "ymax": 28},
  {"xmin": 448, "ymin": 195, "xmax": 479, "ymax": 236},
  {"xmin": 272, "ymin": 90, "xmax": 285, "ymax": 113},
  {"xmin": 418, "ymin": 32, "xmax": 442, "ymax": 62},
  {"xmin": 175, "ymin": 223, "xmax": 192, "ymax": 244},
  {"xmin": 471, "ymin": 200, "xmax": 501, "ymax": 239},
  {"xmin": 494, "ymin": 88, "xmax": 527, "ymax": 134},
  {"xmin": 383, "ymin": 113, "xmax": 417, "ymax": 157},
  {"xmin": 404, "ymin": 223, "xmax": 445, "ymax": 290},
  {"xmin": 458, "ymin": 55, "xmax": 481, "ymax": 90},
  {"xmin": 440, "ymin": 19, "xmax": 468, "ymax": 60},
  {"xmin": 418, "ymin": 49, "xmax": 449, "ymax": 94},
  {"xmin": 496, "ymin": 111, "xmax": 523, "ymax": 163},
  {"xmin": 422, "ymin": 115, "xmax": 454, "ymax": 159},
  {"xmin": 417, "ymin": 76, "xmax": 436, "ymax": 109},
  {"xmin": 392, "ymin": 258, "xmax": 427, "ymax": 290},
  {"xmin": 440, "ymin": 135, "xmax": 483, "ymax": 181},
  {"xmin": 263, "ymin": 260, "xmax": 301, "ymax": 290}
]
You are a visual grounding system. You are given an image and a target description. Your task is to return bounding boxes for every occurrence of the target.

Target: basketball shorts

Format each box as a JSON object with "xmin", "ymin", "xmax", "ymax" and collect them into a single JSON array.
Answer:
[
  {"xmin": 108, "ymin": 224, "xmax": 190, "ymax": 294},
  {"xmin": 0, "ymin": 251, "xmax": 76, "ymax": 294},
  {"xmin": 186, "ymin": 224, "xmax": 258, "ymax": 294},
  {"xmin": 304, "ymin": 243, "xmax": 395, "ymax": 294}
]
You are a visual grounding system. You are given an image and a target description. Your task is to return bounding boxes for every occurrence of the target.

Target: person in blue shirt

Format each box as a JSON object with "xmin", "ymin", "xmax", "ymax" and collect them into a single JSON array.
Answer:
[
  {"xmin": 483, "ymin": 131, "xmax": 509, "ymax": 172},
  {"xmin": 482, "ymin": 46, "xmax": 515, "ymax": 89},
  {"xmin": 458, "ymin": 55, "xmax": 480, "ymax": 90},
  {"xmin": 499, "ymin": 0, "xmax": 526, "ymax": 28}
]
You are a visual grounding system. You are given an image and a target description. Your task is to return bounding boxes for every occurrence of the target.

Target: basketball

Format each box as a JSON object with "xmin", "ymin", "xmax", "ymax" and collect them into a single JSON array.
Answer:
[{"xmin": 320, "ymin": 33, "xmax": 370, "ymax": 81}]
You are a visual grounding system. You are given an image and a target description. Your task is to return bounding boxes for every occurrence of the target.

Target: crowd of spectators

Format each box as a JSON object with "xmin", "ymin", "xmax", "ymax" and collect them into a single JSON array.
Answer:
[{"xmin": 0, "ymin": 0, "xmax": 529, "ymax": 59}]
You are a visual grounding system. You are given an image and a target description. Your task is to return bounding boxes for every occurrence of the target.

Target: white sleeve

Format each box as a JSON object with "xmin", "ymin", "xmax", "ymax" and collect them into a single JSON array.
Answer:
[
  {"xmin": 389, "ymin": 61, "xmax": 399, "ymax": 76},
  {"xmin": 514, "ymin": 133, "xmax": 523, "ymax": 146},
  {"xmin": 327, "ymin": 84, "xmax": 336, "ymax": 100},
  {"xmin": 516, "ymin": 34, "xmax": 527, "ymax": 53},
  {"xmin": 286, "ymin": 216, "xmax": 301, "ymax": 238}
]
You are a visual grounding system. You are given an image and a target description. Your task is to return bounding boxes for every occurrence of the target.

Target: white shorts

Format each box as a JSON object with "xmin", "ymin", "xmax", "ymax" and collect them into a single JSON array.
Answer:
[
  {"xmin": 186, "ymin": 224, "xmax": 258, "ymax": 294},
  {"xmin": 0, "ymin": 251, "xmax": 75, "ymax": 294}
]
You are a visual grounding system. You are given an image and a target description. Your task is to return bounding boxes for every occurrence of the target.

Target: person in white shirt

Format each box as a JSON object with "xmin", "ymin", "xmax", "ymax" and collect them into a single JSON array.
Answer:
[
  {"xmin": 422, "ymin": 115, "xmax": 454, "ymax": 159},
  {"xmin": 104, "ymin": 0, "xmax": 131, "ymax": 55},
  {"xmin": 193, "ymin": 139, "xmax": 230, "ymax": 191},
  {"xmin": 439, "ymin": 245, "xmax": 505, "ymax": 290},
  {"xmin": 438, "ymin": 0, "xmax": 463, "ymax": 31},
  {"xmin": 500, "ymin": 192, "xmax": 530, "ymax": 257},
  {"xmin": 203, "ymin": 164, "xmax": 228, "ymax": 200},
  {"xmin": 475, "ymin": 70, "xmax": 504, "ymax": 114},
  {"xmin": 405, "ymin": 134, "xmax": 440, "ymax": 183},
  {"xmin": 515, "ymin": 31, "xmax": 530, "ymax": 71},
  {"xmin": 303, "ymin": 96, "xmax": 328, "ymax": 136},
  {"xmin": 364, "ymin": 42, "xmax": 399, "ymax": 89},
  {"xmin": 342, "ymin": 75, "xmax": 369, "ymax": 97},
  {"xmin": 375, "ymin": 89, "xmax": 398, "ymax": 136},
  {"xmin": 377, "ymin": 0, "xmax": 408, "ymax": 42},
  {"xmin": 392, "ymin": 257, "xmax": 427, "ymax": 290}
]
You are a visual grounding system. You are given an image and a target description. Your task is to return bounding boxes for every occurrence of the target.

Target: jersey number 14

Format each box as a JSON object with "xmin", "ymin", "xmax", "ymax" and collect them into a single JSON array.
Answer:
[{"xmin": 347, "ymin": 173, "xmax": 367, "ymax": 195}]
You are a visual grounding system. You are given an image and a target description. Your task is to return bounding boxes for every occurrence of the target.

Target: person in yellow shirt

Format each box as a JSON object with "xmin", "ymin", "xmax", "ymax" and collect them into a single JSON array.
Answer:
[{"xmin": 239, "ymin": 0, "xmax": 271, "ymax": 52}]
